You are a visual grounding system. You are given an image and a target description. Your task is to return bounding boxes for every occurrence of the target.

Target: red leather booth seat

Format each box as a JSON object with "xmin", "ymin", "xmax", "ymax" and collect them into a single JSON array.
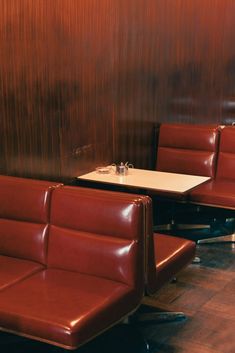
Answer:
[
  {"xmin": 190, "ymin": 126, "xmax": 235, "ymax": 208},
  {"xmin": 156, "ymin": 123, "xmax": 219, "ymax": 178},
  {"xmin": 0, "ymin": 182, "xmax": 147, "ymax": 350},
  {"xmin": 0, "ymin": 175, "xmax": 60, "ymax": 291},
  {"xmin": 0, "ymin": 175, "xmax": 197, "ymax": 349},
  {"xmin": 143, "ymin": 200, "xmax": 196, "ymax": 295},
  {"xmin": 150, "ymin": 233, "xmax": 196, "ymax": 293},
  {"xmin": 150, "ymin": 123, "xmax": 220, "ymax": 230}
]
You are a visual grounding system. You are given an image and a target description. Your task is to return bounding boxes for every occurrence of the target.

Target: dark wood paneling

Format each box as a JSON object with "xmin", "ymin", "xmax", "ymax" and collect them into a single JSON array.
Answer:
[
  {"xmin": 0, "ymin": 0, "xmax": 117, "ymax": 181},
  {"xmin": 115, "ymin": 0, "xmax": 235, "ymax": 169},
  {"xmin": 1, "ymin": 1, "xmax": 235, "ymax": 179}
]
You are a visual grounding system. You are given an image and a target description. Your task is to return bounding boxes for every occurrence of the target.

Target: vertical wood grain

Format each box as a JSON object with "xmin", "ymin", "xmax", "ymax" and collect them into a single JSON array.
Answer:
[
  {"xmin": 1, "ymin": 0, "xmax": 235, "ymax": 179},
  {"xmin": 115, "ymin": 0, "xmax": 235, "ymax": 169},
  {"xmin": 0, "ymin": 0, "xmax": 117, "ymax": 181}
]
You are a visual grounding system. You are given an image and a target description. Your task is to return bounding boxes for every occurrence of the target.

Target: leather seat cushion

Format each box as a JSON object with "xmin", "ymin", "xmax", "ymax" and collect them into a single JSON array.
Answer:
[
  {"xmin": 0, "ymin": 256, "xmax": 44, "ymax": 291},
  {"xmin": 0, "ymin": 269, "xmax": 141, "ymax": 349},
  {"xmin": 190, "ymin": 179, "xmax": 235, "ymax": 208},
  {"xmin": 153, "ymin": 234, "xmax": 196, "ymax": 291}
]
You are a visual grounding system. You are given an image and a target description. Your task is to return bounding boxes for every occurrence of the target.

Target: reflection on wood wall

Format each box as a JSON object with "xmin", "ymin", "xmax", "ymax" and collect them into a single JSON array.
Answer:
[
  {"xmin": 1, "ymin": 0, "xmax": 235, "ymax": 180},
  {"xmin": 0, "ymin": 0, "xmax": 117, "ymax": 181},
  {"xmin": 115, "ymin": 0, "xmax": 235, "ymax": 168}
]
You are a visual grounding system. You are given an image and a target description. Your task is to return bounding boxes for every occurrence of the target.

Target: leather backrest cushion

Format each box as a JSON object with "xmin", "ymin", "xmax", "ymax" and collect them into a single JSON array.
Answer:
[
  {"xmin": 48, "ymin": 226, "xmax": 139, "ymax": 285},
  {"xmin": 157, "ymin": 148, "xmax": 216, "ymax": 177},
  {"xmin": 158, "ymin": 124, "xmax": 218, "ymax": 150},
  {"xmin": 217, "ymin": 127, "xmax": 235, "ymax": 180},
  {"xmin": 0, "ymin": 219, "xmax": 48, "ymax": 264},
  {"xmin": 0, "ymin": 175, "xmax": 57, "ymax": 222},
  {"xmin": 156, "ymin": 124, "xmax": 219, "ymax": 177},
  {"xmin": 48, "ymin": 187, "xmax": 146, "ymax": 286},
  {"xmin": 50, "ymin": 187, "xmax": 144, "ymax": 240},
  {"xmin": 0, "ymin": 175, "xmax": 61, "ymax": 264}
]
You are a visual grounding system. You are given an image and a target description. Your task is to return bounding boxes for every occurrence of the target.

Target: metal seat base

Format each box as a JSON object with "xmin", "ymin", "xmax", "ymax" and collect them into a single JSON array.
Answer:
[
  {"xmin": 197, "ymin": 232, "xmax": 235, "ymax": 244},
  {"xmin": 132, "ymin": 311, "xmax": 186, "ymax": 324}
]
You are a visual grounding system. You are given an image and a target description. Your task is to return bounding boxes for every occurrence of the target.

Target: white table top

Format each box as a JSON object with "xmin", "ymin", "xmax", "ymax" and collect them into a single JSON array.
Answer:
[{"xmin": 77, "ymin": 168, "xmax": 210, "ymax": 194}]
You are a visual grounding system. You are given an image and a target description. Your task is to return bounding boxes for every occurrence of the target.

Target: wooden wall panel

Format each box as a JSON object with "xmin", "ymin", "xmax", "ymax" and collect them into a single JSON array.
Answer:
[
  {"xmin": 0, "ymin": 0, "xmax": 117, "ymax": 181},
  {"xmin": 115, "ymin": 0, "xmax": 235, "ymax": 169},
  {"xmin": 1, "ymin": 0, "xmax": 235, "ymax": 179}
]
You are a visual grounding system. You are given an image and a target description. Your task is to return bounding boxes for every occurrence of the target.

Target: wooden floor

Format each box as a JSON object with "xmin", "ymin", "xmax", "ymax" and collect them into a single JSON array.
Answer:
[
  {"xmin": 1, "ymin": 241, "xmax": 235, "ymax": 353},
  {"xmin": 141, "ymin": 241, "xmax": 235, "ymax": 353}
]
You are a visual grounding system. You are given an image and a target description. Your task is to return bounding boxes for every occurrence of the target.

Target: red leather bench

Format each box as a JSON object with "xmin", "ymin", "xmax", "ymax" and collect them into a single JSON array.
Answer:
[
  {"xmin": 132, "ymin": 196, "xmax": 196, "ymax": 296},
  {"xmin": 190, "ymin": 126, "xmax": 235, "ymax": 208},
  {"xmin": 151, "ymin": 123, "xmax": 219, "ymax": 230},
  {"xmin": 189, "ymin": 126, "xmax": 235, "ymax": 241},
  {"xmin": 0, "ymin": 175, "xmax": 197, "ymax": 349},
  {"xmin": 154, "ymin": 123, "xmax": 235, "ymax": 241},
  {"xmin": 0, "ymin": 176, "xmax": 147, "ymax": 349},
  {"xmin": 156, "ymin": 123, "xmax": 219, "ymax": 180},
  {"xmin": 133, "ymin": 197, "xmax": 196, "ymax": 323},
  {"xmin": 0, "ymin": 175, "xmax": 61, "ymax": 291}
]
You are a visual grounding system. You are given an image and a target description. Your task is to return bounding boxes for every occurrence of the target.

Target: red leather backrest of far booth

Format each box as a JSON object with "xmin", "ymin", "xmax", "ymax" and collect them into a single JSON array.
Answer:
[
  {"xmin": 156, "ymin": 124, "xmax": 219, "ymax": 177},
  {"xmin": 216, "ymin": 126, "xmax": 235, "ymax": 180},
  {"xmin": 48, "ymin": 186, "xmax": 147, "ymax": 289},
  {"xmin": 0, "ymin": 175, "xmax": 60, "ymax": 264}
]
